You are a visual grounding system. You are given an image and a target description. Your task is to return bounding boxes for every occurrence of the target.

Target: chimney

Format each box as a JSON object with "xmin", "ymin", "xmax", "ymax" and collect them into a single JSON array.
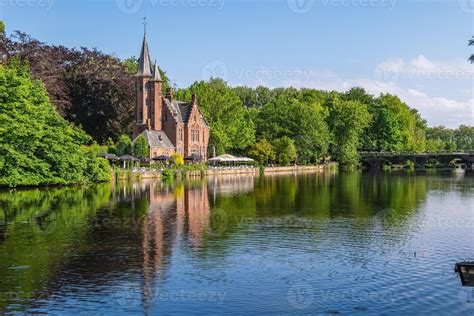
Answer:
[
  {"xmin": 165, "ymin": 87, "xmax": 173, "ymax": 101},
  {"xmin": 192, "ymin": 93, "xmax": 197, "ymax": 104}
]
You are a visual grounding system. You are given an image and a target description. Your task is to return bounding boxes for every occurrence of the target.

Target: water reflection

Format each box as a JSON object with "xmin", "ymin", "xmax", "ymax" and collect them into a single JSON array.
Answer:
[{"xmin": 0, "ymin": 171, "xmax": 473, "ymax": 314}]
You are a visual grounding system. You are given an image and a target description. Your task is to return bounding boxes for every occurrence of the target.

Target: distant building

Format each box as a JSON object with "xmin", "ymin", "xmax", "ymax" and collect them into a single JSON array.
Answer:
[{"xmin": 132, "ymin": 29, "xmax": 209, "ymax": 160}]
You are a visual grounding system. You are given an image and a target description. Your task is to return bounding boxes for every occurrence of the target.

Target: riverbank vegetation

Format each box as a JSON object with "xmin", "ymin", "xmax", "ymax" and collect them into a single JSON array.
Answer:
[
  {"xmin": 0, "ymin": 23, "xmax": 473, "ymax": 187},
  {"xmin": 0, "ymin": 59, "xmax": 110, "ymax": 187}
]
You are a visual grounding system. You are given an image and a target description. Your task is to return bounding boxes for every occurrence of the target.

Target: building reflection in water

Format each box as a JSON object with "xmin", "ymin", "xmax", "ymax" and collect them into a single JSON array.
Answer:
[{"xmin": 121, "ymin": 175, "xmax": 255, "ymax": 312}]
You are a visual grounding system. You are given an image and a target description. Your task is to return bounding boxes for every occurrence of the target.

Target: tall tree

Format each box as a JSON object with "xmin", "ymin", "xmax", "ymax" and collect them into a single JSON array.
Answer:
[
  {"xmin": 175, "ymin": 79, "xmax": 255, "ymax": 155},
  {"xmin": 0, "ymin": 59, "xmax": 109, "ymax": 187},
  {"xmin": 2, "ymin": 31, "xmax": 136, "ymax": 143},
  {"xmin": 454, "ymin": 125, "xmax": 474, "ymax": 151},
  {"xmin": 326, "ymin": 96, "xmax": 371, "ymax": 167},
  {"xmin": 256, "ymin": 89, "xmax": 330, "ymax": 163},
  {"xmin": 132, "ymin": 135, "xmax": 148, "ymax": 158}
]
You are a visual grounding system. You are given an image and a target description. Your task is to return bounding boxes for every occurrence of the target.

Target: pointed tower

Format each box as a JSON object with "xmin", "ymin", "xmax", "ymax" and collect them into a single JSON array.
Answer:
[
  {"xmin": 133, "ymin": 21, "xmax": 153, "ymax": 138},
  {"xmin": 150, "ymin": 60, "xmax": 163, "ymax": 130}
]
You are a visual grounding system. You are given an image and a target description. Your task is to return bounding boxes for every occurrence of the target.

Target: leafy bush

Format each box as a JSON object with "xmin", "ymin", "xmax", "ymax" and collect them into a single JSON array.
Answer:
[{"xmin": 0, "ymin": 60, "xmax": 110, "ymax": 187}]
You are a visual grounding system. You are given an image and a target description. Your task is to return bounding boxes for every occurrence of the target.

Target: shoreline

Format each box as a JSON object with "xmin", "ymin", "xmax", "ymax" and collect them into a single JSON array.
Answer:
[{"xmin": 113, "ymin": 165, "xmax": 335, "ymax": 181}]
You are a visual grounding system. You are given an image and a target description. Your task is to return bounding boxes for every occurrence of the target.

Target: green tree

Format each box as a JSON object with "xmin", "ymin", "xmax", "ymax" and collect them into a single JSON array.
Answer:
[
  {"xmin": 425, "ymin": 126, "xmax": 457, "ymax": 152},
  {"xmin": 326, "ymin": 96, "xmax": 371, "ymax": 167},
  {"xmin": 256, "ymin": 89, "xmax": 329, "ymax": 163},
  {"xmin": 454, "ymin": 125, "xmax": 474, "ymax": 151},
  {"xmin": 272, "ymin": 136, "xmax": 297, "ymax": 166},
  {"xmin": 116, "ymin": 134, "xmax": 132, "ymax": 156},
  {"xmin": 132, "ymin": 135, "xmax": 148, "ymax": 158},
  {"xmin": 0, "ymin": 59, "xmax": 109, "ymax": 187},
  {"xmin": 0, "ymin": 21, "xmax": 4, "ymax": 35},
  {"xmin": 376, "ymin": 94, "xmax": 426, "ymax": 152},
  {"xmin": 233, "ymin": 85, "xmax": 272, "ymax": 108},
  {"xmin": 175, "ymin": 79, "xmax": 255, "ymax": 155},
  {"xmin": 248, "ymin": 139, "xmax": 275, "ymax": 165}
]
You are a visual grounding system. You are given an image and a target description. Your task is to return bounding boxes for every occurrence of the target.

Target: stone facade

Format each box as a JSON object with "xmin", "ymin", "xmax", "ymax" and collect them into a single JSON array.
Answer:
[{"xmin": 132, "ymin": 31, "xmax": 209, "ymax": 161}]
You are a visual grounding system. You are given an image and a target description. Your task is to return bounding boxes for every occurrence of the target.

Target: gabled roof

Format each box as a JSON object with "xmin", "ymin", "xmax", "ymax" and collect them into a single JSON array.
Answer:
[
  {"xmin": 135, "ymin": 130, "xmax": 175, "ymax": 148},
  {"xmin": 177, "ymin": 102, "xmax": 193, "ymax": 123},
  {"xmin": 136, "ymin": 34, "xmax": 152, "ymax": 77}
]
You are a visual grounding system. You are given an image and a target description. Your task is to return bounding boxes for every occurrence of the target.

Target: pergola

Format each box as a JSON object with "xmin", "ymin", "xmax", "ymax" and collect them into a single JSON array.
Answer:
[
  {"xmin": 208, "ymin": 154, "xmax": 254, "ymax": 166},
  {"xmin": 118, "ymin": 155, "xmax": 140, "ymax": 168}
]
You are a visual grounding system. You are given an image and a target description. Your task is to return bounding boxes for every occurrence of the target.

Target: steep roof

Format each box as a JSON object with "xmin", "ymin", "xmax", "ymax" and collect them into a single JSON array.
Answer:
[
  {"xmin": 163, "ymin": 98, "xmax": 208, "ymax": 126},
  {"xmin": 136, "ymin": 130, "xmax": 174, "ymax": 148},
  {"xmin": 136, "ymin": 34, "xmax": 152, "ymax": 77},
  {"xmin": 151, "ymin": 60, "xmax": 162, "ymax": 82},
  {"xmin": 177, "ymin": 102, "xmax": 193, "ymax": 123}
]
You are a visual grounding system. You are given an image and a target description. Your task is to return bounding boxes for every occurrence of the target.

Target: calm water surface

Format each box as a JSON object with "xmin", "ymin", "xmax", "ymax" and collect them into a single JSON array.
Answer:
[{"xmin": 1, "ymin": 171, "xmax": 473, "ymax": 315}]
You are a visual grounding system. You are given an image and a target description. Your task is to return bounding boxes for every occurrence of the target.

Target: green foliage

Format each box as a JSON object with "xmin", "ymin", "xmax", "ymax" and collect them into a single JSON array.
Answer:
[
  {"xmin": 453, "ymin": 125, "xmax": 474, "ymax": 151},
  {"xmin": 376, "ymin": 94, "xmax": 426, "ymax": 152},
  {"xmin": 105, "ymin": 137, "xmax": 116, "ymax": 154},
  {"xmin": 425, "ymin": 125, "xmax": 473, "ymax": 152},
  {"xmin": 425, "ymin": 126, "xmax": 457, "ymax": 152},
  {"xmin": 0, "ymin": 21, "xmax": 4, "ymax": 35},
  {"xmin": 256, "ymin": 89, "xmax": 329, "ymax": 163},
  {"xmin": 272, "ymin": 136, "xmax": 297, "ymax": 166},
  {"xmin": 248, "ymin": 139, "xmax": 275, "ymax": 165},
  {"xmin": 233, "ymin": 85, "xmax": 272, "ymax": 108},
  {"xmin": 0, "ymin": 60, "xmax": 110, "ymax": 187},
  {"xmin": 132, "ymin": 135, "xmax": 148, "ymax": 158},
  {"xmin": 175, "ymin": 79, "xmax": 255, "ymax": 155},
  {"xmin": 326, "ymin": 96, "xmax": 371, "ymax": 167},
  {"xmin": 161, "ymin": 168, "xmax": 176, "ymax": 179},
  {"xmin": 115, "ymin": 134, "xmax": 132, "ymax": 156},
  {"xmin": 171, "ymin": 153, "xmax": 184, "ymax": 167}
]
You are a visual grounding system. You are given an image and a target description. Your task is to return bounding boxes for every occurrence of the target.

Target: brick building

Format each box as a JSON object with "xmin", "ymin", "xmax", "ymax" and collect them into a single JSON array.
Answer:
[{"xmin": 132, "ymin": 29, "xmax": 209, "ymax": 160}]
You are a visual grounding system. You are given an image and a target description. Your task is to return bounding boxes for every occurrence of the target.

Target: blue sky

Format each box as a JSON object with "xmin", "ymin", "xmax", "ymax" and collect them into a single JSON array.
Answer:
[{"xmin": 1, "ymin": 0, "xmax": 473, "ymax": 127}]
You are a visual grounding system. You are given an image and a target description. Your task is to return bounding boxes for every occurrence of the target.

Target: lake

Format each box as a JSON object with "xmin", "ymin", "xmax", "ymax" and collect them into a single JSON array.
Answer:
[{"xmin": 1, "ymin": 171, "xmax": 473, "ymax": 315}]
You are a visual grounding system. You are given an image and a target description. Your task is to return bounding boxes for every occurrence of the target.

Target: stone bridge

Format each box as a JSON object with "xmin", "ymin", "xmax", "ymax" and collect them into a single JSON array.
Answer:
[{"xmin": 360, "ymin": 152, "xmax": 474, "ymax": 169}]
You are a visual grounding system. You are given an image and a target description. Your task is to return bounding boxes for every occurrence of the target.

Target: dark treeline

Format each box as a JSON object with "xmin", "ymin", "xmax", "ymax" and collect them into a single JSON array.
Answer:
[
  {"xmin": 0, "ymin": 30, "xmax": 169, "ymax": 144},
  {"xmin": 1, "ymin": 26, "xmax": 472, "ymax": 170}
]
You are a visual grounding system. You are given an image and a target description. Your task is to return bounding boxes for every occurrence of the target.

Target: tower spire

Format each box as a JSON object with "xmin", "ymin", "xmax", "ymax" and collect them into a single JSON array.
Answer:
[
  {"xmin": 136, "ymin": 18, "xmax": 152, "ymax": 77},
  {"xmin": 143, "ymin": 17, "xmax": 147, "ymax": 36},
  {"xmin": 151, "ymin": 59, "xmax": 163, "ymax": 82}
]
